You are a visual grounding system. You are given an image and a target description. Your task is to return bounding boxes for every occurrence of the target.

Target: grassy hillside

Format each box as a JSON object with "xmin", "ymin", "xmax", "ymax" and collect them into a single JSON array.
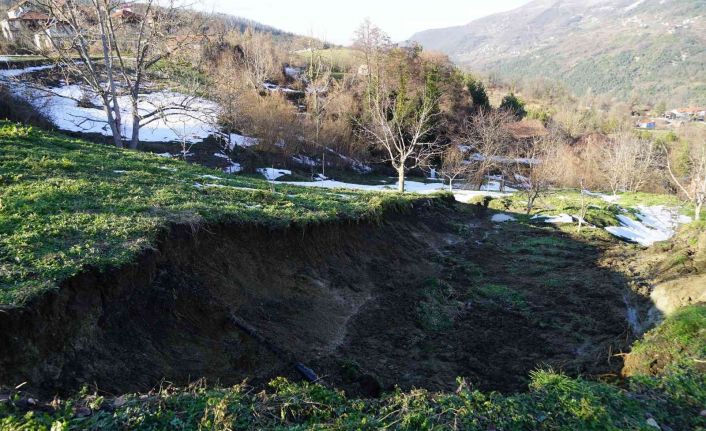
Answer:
[
  {"xmin": 0, "ymin": 122, "xmax": 418, "ymax": 307},
  {"xmin": 2, "ymin": 307, "xmax": 704, "ymax": 429}
]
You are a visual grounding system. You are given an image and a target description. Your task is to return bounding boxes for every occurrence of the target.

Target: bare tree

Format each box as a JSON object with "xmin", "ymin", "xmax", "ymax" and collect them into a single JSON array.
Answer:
[
  {"xmin": 359, "ymin": 73, "xmax": 441, "ymax": 193},
  {"xmin": 237, "ymin": 27, "xmax": 278, "ymax": 91},
  {"xmin": 39, "ymin": 0, "xmax": 204, "ymax": 148},
  {"xmin": 440, "ymin": 144, "xmax": 470, "ymax": 191},
  {"xmin": 304, "ymin": 43, "xmax": 334, "ymax": 176},
  {"xmin": 353, "ymin": 19, "xmax": 391, "ymax": 88},
  {"xmin": 601, "ymin": 132, "xmax": 658, "ymax": 195},
  {"xmin": 512, "ymin": 135, "xmax": 563, "ymax": 214},
  {"xmin": 455, "ymin": 110, "xmax": 513, "ymax": 190},
  {"xmin": 577, "ymin": 179, "xmax": 589, "ymax": 233},
  {"xmin": 666, "ymin": 137, "xmax": 706, "ymax": 220}
]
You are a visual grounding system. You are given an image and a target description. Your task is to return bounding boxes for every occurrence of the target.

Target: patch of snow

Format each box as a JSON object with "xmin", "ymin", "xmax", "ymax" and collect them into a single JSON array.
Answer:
[
  {"xmin": 482, "ymin": 180, "xmax": 518, "ymax": 192},
  {"xmin": 284, "ymin": 67, "xmax": 301, "ymax": 78},
  {"xmin": 263, "ymin": 82, "xmax": 302, "ymax": 94},
  {"xmin": 228, "ymin": 133, "xmax": 258, "ymax": 149},
  {"xmin": 258, "ymin": 168, "xmax": 291, "ymax": 180},
  {"xmin": 276, "ymin": 178, "xmax": 512, "ymax": 203},
  {"xmin": 213, "ymin": 152, "xmax": 230, "ymax": 159},
  {"xmin": 491, "ymin": 214, "xmax": 516, "ymax": 223},
  {"xmin": 293, "ymin": 154, "xmax": 317, "ymax": 166},
  {"xmin": 0, "ymin": 64, "xmax": 53, "ymax": 78},
  {"xmin": 200, "ymin": 174, "xmax": 221, "ymax": 180},
  {"xmin": 605, "ymin": 206, "xmax": 691, "ymax": 246},
  {"xmin": 453, "ymin": 190, "xmax": 512, "ymax": 202},
  {"xmin": 156, "ymin": 152, "xmax": 173, "ymax": 158},
  {"xmin": 583, "ymin": 190, "xmax": 620, "ymax": 203},
  {"xmin": 278, "ymin": 179, "xmax": 439, "ymax": 193},
  {"xmin": 224, "ymin": 163, "xmax": 242, "ymax": 174},
  {"xmin": 532, "ymin": 213, "xmax": 574, "ymax": 224},
  {"xmin": 4, "ymin": 74, "xmax": 219, "ymax": 142},
  {"xmin": 113, "ymin": 170, "xmax": 127, "ymax": 174}
]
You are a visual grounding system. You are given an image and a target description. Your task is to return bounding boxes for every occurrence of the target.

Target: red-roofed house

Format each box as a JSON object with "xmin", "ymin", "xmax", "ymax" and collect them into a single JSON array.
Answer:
[{"xmin": 1, "ymin": 0, "xmax": 69, "ymax": 50}]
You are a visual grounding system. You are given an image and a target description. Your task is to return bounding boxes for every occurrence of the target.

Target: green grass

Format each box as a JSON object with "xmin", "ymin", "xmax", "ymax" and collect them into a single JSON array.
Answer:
[
  {"xmin": 629, "ymin": 305, "xmax": 706, "ymax": 375},
  {"xmin": 2, "ymin": 366, "xmax": 704, "ymax": 430},
  {"xmin": 416, "ymin": 278, "xmax": 458, "ymax": 331},
  {"xmin": 0, "ymin": 122, "xmax": 423, "ymax": 306},
  {"xmin": 474, "ymin": 283, "xmax": 528, "ymax": 311},
  {"xmin": 293, "ymin": 47, "xmax": 362, "ymax": 72}
]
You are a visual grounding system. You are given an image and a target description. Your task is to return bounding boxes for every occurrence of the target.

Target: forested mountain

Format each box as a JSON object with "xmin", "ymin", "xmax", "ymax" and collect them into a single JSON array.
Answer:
[{"xmin": 411, "ymin": 0, "xmax": 706, "ymax": 106}]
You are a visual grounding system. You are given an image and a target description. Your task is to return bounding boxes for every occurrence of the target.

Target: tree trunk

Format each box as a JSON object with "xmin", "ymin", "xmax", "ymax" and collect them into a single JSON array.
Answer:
[
  {"xmin": 398, "ymin": 167, "xmax": 406, "ymax": 193},
  {"xmin": 129, "ymin": 109, "xmax": 140, "ymax": 150},
  {"xmin": 128, "ymin": 77, "xmax": 142, "ymax": 150},
  {"xmin": 526, "ymin": 193, "xmax": 536, "ymax": 214},
  {"xmin": 448, "ymin": 178, "xmax": 454, "ymax": 192},
  {"xmin": 101, "ymin": 94, "xmax": 123, "ymax": 148},
  {"xmin": 696, "ymin": 200, "xmax": 703, "ymax": 221},
  {"xmin": 98, "ymin": 4, "xmax": 122, "ymax": 148}
]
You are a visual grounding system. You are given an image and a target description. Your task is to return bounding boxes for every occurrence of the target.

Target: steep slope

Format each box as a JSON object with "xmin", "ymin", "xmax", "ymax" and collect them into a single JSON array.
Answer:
[{"xmin": 411, "ymin": 0, "xmax": 706, "ymax": 105}]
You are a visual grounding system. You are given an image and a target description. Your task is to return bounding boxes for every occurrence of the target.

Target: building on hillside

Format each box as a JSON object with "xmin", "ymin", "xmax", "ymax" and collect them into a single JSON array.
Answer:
[
  {"xmin": 667, "ymin": 107, "xmax": 706, "ymax": 122},
  {"xmin": 111, "ymin": 7, "xmax": 139, "ymax": 24},
  {"xmin": 0, "ymin": 0, "xmax": 69, "ymax": 50},
  {"xmin": 637, "ymin": 119, "xmax": 656, "ymax": 129}
]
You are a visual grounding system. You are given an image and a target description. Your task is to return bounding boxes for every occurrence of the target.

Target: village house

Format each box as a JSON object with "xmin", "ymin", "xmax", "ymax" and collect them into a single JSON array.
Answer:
[
  {"xmin": 666, "ymin": 107, "xmax": 706, "ymax": 122},
  {"xmin": 0, "ymin": 0, "xmax": 69, "ymax": 50},
  {"xmin": 637, "ymin": 118, "xmax": 656, "ymax": 129}
]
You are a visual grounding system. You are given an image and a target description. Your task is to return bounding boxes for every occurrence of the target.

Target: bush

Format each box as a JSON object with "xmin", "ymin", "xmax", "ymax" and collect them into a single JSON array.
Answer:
[{"xmin": 499, "ymin": 93, "xmax": 527, "ymax": 118}]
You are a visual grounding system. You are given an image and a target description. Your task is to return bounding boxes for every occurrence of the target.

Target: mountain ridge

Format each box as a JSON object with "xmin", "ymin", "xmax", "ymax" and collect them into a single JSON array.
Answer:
[{"xmin": 411, "ymin": 0, "xmax": 706, "ymax": 106}]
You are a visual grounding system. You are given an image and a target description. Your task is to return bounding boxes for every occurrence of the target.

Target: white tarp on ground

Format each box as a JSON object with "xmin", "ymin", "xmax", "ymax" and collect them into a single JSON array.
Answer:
[{"xmin": 605, "ymin": 206, "xmax": 692, "ymax": 247}]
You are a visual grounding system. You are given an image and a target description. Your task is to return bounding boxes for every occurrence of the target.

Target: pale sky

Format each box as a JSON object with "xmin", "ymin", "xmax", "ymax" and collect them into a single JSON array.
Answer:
[{"xmin": 200, "ymin": 0, "xmax": 532, "ymax": 45}]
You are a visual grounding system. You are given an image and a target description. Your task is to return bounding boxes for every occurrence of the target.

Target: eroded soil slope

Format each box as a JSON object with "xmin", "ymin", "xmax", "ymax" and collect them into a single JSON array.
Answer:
[{"xmin": 0, "ymin": 202, "xmax": 646, "ymax": 396}]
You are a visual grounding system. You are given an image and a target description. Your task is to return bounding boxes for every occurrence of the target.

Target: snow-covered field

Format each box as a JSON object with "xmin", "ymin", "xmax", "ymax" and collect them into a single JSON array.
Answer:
[
  {"xmin": 1, "ymin": 65, "xmax": 219, "ymax": 143},
  {"xmin": 274, "ymin": 176, "xmax": 692, "ymax": 246},
  {"xmin": 583, "ymin": 192, "xmax": 692, "ymax": 246},
  {"xmin": 606, "ymin": 206, "xmax": 691, "ymax": 247},
  {"xmin": 273, "ymin": 176, "xmax": 515, "ymax": 204}
]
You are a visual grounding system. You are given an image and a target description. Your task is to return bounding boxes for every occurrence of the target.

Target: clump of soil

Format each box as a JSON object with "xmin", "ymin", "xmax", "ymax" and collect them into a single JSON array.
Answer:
[{"xmin": 0, "ymin": 203, "xmax": 644, "ymax": 397}]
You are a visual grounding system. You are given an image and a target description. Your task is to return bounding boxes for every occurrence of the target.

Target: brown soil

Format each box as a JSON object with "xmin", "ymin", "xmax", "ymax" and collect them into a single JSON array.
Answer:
[{"xmin": 0, "ymin": 202, "xmax": 644, "ymax": 397}]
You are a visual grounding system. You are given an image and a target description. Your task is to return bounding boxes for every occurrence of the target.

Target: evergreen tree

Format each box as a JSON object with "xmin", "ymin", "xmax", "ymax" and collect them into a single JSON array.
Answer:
[
  {"xmin": 466, "ymin": 77, "xmax": 490, "ymax": 111},
  {"xmin": 500, "ymin": 93, "xmax": 527, "ymax": 119}
]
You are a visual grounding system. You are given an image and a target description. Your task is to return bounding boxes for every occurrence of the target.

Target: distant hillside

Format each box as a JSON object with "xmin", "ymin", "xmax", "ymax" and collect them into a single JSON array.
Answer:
[
  {"xmin": 410, "ymin": 0, "xmax": 706, "ymax": 106},
  {"xmin": 0, "ymin": 1, "xmax": 294, "ymax": 40}
]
